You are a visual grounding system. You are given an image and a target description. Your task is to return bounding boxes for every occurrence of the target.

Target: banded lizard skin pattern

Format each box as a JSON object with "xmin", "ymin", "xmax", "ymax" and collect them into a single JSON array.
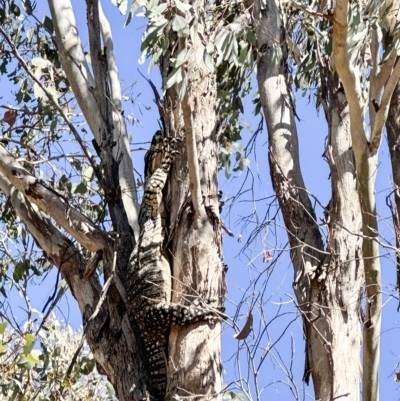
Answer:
[{"xmin": 127, "ymin": 131, "xmax": 221, "ymax": 400}]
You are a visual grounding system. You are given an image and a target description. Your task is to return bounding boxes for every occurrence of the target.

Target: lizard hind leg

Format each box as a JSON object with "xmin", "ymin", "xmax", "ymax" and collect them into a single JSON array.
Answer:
[{"xmin": 148, "ymin": 302, "xmax": 226, "ymax": 327}]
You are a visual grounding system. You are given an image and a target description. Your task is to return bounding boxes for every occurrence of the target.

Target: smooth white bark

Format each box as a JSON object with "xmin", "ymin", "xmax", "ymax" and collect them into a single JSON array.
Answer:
[{"xmin": 333, "ymin": 2, "xmax": 382, "ymax": 400}]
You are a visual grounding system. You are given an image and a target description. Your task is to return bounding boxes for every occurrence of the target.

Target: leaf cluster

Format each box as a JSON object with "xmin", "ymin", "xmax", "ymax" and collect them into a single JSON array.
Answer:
[
  {"xmin": 0, "ymin": 4, "xmax": 110, "ymax": 245},
  {"xmin": 288, "ymin": 0, "xmax": 400, "ymax": 109},
  {"xmin": 116, "ymin": 0, "xmax": 254, "ymax": 176},
  {"xmin": 0, "ymin": 318, "xmax": 115, "ymax": 401}
]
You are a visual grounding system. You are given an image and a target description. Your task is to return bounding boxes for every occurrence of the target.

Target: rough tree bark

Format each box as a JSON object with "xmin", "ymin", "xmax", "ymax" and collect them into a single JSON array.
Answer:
[
  {"xmin": 158, "ymin": 2, "xmax": 225, "ymax": 399},
  {"xmin": 255, "ymin": 1, "xmax": 363, "ymax": 399}
]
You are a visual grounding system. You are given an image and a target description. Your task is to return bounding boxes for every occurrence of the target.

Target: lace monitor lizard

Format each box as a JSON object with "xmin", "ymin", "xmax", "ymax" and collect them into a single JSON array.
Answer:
[{"xmin": 127, "ymin": 131, "xmax": 223, "ymax": 400}]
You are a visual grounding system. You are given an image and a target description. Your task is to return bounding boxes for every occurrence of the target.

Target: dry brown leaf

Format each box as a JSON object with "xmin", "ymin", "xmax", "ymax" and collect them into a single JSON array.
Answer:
[
  {"xmin": 234, "ymin": 312, "xmax": 253, "ymax": 340},
  {"xmin": 3, "ymin": 109, "xmax": 16, "ymax": 127}
]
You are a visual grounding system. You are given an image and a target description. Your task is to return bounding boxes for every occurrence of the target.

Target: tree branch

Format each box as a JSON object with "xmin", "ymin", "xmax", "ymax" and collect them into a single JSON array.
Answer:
[
  {"xmin": 48, "ymin": 0, "xmax": 140, "ymax": 240},
  {"xmin": 0, "ymin": 25, "xmax": 98, "ymax": 173},
  {"xmin": 98, "ymin": 1, "xmax": 141, "ymax": 240},
  {"xmin": 0, "ymin": 145, "xmax": 110, "ymax": 252},
  {"xmin": 332, "ymin": 0, "xmax": 367, "ymax": 158},
  {"xmin": 369, "ymin": 58, "xmax": 400, "ymax": 154},
  {"xmin": 47, "ymin": 0, "xmax": 100, "ymax": 142}
]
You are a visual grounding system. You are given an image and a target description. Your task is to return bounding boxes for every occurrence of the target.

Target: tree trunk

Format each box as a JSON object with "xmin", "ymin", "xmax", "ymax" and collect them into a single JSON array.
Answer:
[
  {"xmin": 255, "ymin": 1, "xmax": 363, "ymax": 399},
  {"xmin": 166, "ymin": 99, "xmax": 224, "ymax": 399},
  {"xmin": 158, "ymin": 3, "xmax": 225, "ymax": 398},
  {"xmin": 324, "ymin": 89, "xmax": 364, "ymax": 401}
]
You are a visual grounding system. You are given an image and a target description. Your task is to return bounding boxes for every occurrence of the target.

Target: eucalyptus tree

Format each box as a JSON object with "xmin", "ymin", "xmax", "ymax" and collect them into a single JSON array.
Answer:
[
  {"xmin": 254, "ymin": 0, "xmax": 400, "ymax": 400},
  {"xmin": 1, "ymin": 0, "xmax": 400, "ymax": 400}
]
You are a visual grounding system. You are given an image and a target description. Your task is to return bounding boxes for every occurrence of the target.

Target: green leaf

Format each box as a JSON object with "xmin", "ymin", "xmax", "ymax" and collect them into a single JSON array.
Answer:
[
  {"xmin": 111, "ymin": 0, "xmax": 128, "ymax": 14},
  {"xmin": 31, "ymin": 58, "xmax": 49, "ymax": 69},
  {"xmin": 73, "ymin": 182, "xmax": 87, "ymax": 194},
  {"xmin": 22, "ymin": 0, "xmax": 35, "ymax": 15},
  {"xmin": 147, "ymin": 0, "xmax": 159, "ymax": 10},
  {"xmin": 174, "ymin": 48, "xmax": 192, "ymax": 69},
  {"xmin": 239, "ymin": 158, "xmax": 250, "ymax": 170},
  {"xmin": 203, "ymin": 43, "xmax": 215, "ymax": 72},
  {"xmin": 220, "ymin": 145, "xmax": 231, "ymax": 155},
  {"xmin": 50, "ymin": 118, "xmax": 57, "ymax": 133},
  {"xmin": 215, "ymin": 28, "xmax": 229, "ymax": 54},
  {"xmin": 141, "ymin": 19, "xmax": 168, "ymax": 54},
  {"xmin": 165, "ymin": 66, "xmax": 182, "ymax": 88},
  {"xmin": 79, "ymin": 356, "xmax": 95, "ymax": 375},
  {"xmin": 125, "ymin": 0, "xmax": 147, "ymax": 26},
  {"xmin": 151, "ymin": 3, "xmax": 167, "ymax": 14},
  {"xmin": 82, "ymin": 165, "xmax": 94, "ymax": 182},
  {"xmin": 246, "ymin": 31, "xmax": 257, "ymax": 46},
  {"xmin": 148, "ymin": 47, "xmax": 163, "ymax": 71},
  {"xmin": 175, "ymin": 0, "xmax": 193, "ymax": 12},
  {"xmin": 238, "ymin": 41, "xmax": 249, "ymax": 65},
  {"xmin": 0, "ymin": 342, "xmax": 5, "ymax": 355},
  {"xmin": 351, "ymin": 27, "xmax": 368, "ymax": 43},
  {"xmin": 23, "ymin": 333, "xmax": 36, "ymax": 354},
  {"xmin": 42, "ymin": 16, "xmax": 54, "ymax": 34},
  {"xmin": 223, "ymin": 391, "xmax": 246, "ymax": 400},
  {"xmin": 272, "ymin": 43, "xmax": 283, "ymax": 65},
  {"xmin": 349, "ymin": 7, "xmax": 361, "ymax": 28},
  {"xmin": 10, "ymin": 3, "xmax": 21, "ymax": 16},
  {"xmin": 13, "ymin": 260, "xmax": 30, "ymax": 282},
  {"xmin": 172, "ymin": 15, "xmax": 189, "ymax": 38},
  {"xmin": 223, "ymin": 32, "xmax": 234, "ymax": 60},
  {"xmin": 18, "ymin": 353, "xmax": 41, "ymax": 368},
  {"xmin": 26, "ymin": 28, "xmax": 34, "ymax": 42},
  {"xmin": 234, "ymin": 142, "xmax": 244, "ymax": 153},
  {"xmin": 106, "ymin": 381, "xmax": 116, "ymax": 397},
  {"xmin": 0, "ymin": 321, "xmax": 7, "ymax": 335},
  {"xmin": 231, "ymin": 37, "xmax": 239, "ymax": 66},
  {"xmin": 139, "ymin": 49, "xmax": 148, "ymax": 65},
  {"xmin": 62, "ymin": 377, "xmax": 71, "ymax": 387},
  {"xmin": 252, "ymin": 92, "xmax": 261, "ymax": 115},
  {"xmin": 52, "ymin": 346, "xmax": 61, "ymax": 358}
]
